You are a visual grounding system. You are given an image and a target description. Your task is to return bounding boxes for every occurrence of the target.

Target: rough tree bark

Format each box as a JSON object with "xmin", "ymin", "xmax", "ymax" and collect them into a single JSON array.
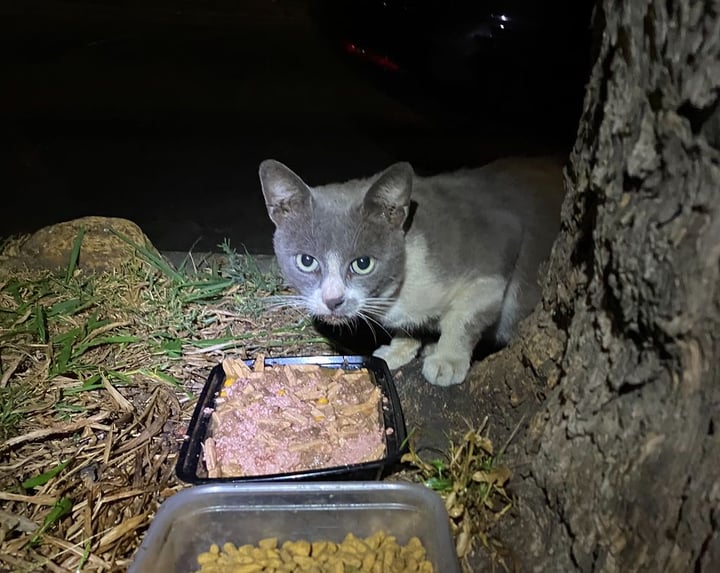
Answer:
[{"xmin": 467, "ymin": 0, "xmax": 720, "ymax": 571}]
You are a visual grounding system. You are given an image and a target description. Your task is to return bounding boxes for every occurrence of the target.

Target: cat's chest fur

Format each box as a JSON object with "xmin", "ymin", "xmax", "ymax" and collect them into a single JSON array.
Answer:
[
  {"xmin": 380, "ymin": 233, "xmax": 495, "ymax": 329},
  {"xmin": 381, "ymin": 235, "xmax": 444, "ymax": 327}
]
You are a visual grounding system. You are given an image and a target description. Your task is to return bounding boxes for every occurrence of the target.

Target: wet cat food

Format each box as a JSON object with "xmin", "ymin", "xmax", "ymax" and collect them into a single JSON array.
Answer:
[
  {"xmin": 175, "ymin": 355, "xmax": 407, "ymax": 483},
  {"xmin": 203, "ymin": 356, "xmax": 387, "ymax": 478}
]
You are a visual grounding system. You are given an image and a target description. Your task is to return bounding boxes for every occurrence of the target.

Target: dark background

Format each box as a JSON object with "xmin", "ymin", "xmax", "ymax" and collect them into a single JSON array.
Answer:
[{"xmin": 1, "ymin": 0, "xmax": 593, "ymax": 254}]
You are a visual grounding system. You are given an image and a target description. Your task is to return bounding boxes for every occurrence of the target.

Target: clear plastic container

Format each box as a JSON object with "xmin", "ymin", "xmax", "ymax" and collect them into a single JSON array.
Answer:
[{"xmin": 129, "ymin": 481, "xmax": 461, "ymax": 573}]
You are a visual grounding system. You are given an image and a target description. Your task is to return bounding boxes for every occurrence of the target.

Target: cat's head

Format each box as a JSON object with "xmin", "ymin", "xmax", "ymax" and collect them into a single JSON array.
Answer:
[{"xmin": 259, "ymin": 159, "xmax": 413, "ymax": 324}]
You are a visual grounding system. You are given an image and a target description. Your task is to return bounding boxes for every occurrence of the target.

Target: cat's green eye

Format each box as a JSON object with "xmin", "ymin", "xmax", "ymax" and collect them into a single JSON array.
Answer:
[
  {"xmin": 350, "ymin": 256, "xmax": 376, "ymax": 275},
  {"xmin": 296, "ymin": 254, "xmax": 319, "ymax": 272}
]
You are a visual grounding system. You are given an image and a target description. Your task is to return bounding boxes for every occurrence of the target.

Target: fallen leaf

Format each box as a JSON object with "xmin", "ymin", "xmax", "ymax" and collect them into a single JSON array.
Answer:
[{"xmin": 471, "ymin": 465, "xmax": 511, "ymax": 487}]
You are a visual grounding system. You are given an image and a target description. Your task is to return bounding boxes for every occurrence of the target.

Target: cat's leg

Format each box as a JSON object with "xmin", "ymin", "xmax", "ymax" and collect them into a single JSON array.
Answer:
[
  {"xmin": 422, "ymin": 277, "xmax": 505, "ymax": 386},
  {"xmin": 373, "ymin": 336, "xmax": 422, "ymax": 370},
  {"xmin": 422, "ymin": 316, "xmax": 492, "ymax": 386}
]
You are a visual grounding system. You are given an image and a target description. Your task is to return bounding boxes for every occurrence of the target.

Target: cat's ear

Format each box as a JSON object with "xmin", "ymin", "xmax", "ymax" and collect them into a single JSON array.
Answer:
[
  {"xmin": 364, "ymin": 162, "xmax": 413, "ymax": 227},
  {"xmin": 259, "ymin": 159, "xmax": 311, "ymax": 226}
]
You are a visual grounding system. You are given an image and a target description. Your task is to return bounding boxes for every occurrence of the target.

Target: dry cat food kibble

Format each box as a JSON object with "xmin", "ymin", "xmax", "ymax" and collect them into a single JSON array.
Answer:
[
  {"xmin": 195, "ymin": 531, "xmax": 434, "ymax": 573},
  {"xmin": 202, "ymin": 357, "xmax": 388, "ymax": 477}
]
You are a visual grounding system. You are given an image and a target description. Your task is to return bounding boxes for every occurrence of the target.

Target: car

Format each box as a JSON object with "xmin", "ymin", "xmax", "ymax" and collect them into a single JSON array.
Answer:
[{"xmin": 311, "ymin": 0, "xmax": 594, "ymax": 117}]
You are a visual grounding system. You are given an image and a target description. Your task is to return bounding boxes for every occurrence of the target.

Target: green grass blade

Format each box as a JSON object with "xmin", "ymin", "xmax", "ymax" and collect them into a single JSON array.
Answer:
[
  {"xmin": 47, "ymin": 298, "xmax": 94, "ymax": 318},
  {"xmin": 179, "ymin": 279, "xmax": 236, "ymax": 303},
  {"xmin": 55, "ymin": 402, "xmax": 88, "ymax": 416},
  {"xmin": 22, "ymin": 459, "xmax": 71, "ymax": 490},
  {"xmin": 31, "ymin": 497, "xmax": 73, "ymax": 544},
  {"xmin": 62, "ymin": 373, "xmax": 104, "ymax": 394},
  {"xmin": 108, "ymin": 228, "xmax": 185, "ymax": 282},
  {"xmin": 34, "ymin": 303, "xmax": 48, "ymax": 343},
  {"xmin": 65, "ymin": 227, "xmax": 85, "ymax": 284},
  {"xmin": 140, "ymin": 368, "xmax": 183, "ymax": 388},
  {"xmin": 156, "ymin": 338, "xmax": 183, "ymax": 358},
  {"xmin": 106, "ymin": 369, "xmax": 133, "ymax": 384},
  {"xmin": 425, "ymin": 477, "xmax": 454, "ymax": 492},
  {"xmin": 86, "ymin": 334, "xmax": 139, "ymax": 345},
  {"xmin": 78, "ymin": 539, "xmax": 92, "ymax": 570},
  {"xmin": 138, "ymin": 368, "xmax": 193, "ymax": 398},
  {"xmin": 188, "ymin": 335, "xmax": 243, "ymax": 348},
  {"xmin": 2, "ymin": 278, "xmax": 29, "ymax": 305},
  {"xmin": 84, "ymin": 312, "xmax": 110, "ymax": 334},
  {"xmin": 73, "ymin": 334, "xmax": 140, "ymax": 358},
  {"xmin": 50, "ymin": 329, "xmax": 81, "ymax": 377},
  {"xmin": 0, "ymin": 384, "xmax": 34, "ymax": 440}
]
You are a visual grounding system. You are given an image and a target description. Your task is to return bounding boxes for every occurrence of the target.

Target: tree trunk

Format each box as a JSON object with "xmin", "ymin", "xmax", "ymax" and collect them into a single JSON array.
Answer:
[{"xmin": 468, "ymin": 1, "xmax": 720, "ymax": 570}]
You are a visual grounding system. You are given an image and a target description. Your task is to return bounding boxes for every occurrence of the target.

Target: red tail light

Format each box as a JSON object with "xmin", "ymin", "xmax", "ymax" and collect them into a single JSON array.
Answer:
[{"xmin": 343, "ymin": 41, "xmax": 401, "ymax": 72}]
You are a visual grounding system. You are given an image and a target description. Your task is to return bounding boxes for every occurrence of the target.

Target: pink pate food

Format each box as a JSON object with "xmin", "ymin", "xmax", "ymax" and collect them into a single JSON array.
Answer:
[{"xmin": 202, "ymin": 356, "xmax": 387, "ymax": 477}]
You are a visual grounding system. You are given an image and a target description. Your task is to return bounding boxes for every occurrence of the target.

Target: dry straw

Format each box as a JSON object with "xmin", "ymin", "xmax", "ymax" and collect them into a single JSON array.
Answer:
[{"xmin": 0, "ymin": 233, "xmax": 329, "ymax": 572}]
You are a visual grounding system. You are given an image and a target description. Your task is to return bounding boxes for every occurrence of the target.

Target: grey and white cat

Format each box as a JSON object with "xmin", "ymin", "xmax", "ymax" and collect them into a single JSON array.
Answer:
[{"xmin": 259, "ymin": 156, "xmax": 564, "ymax": 386}]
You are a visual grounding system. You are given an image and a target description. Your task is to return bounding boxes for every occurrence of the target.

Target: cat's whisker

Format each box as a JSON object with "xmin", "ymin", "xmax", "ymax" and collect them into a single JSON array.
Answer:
[
  {"xmin": 358, "ymin": 317, "xmax": 380, "ymax": 346},
  {"xmin": 358, "ymin": 310, "xmax": 388, "ymax": 331},
  {"xmin": 361, "ymin": 302, "xmax": 392, "ymax": 311},
  {"xmin": 364, "ymin": 302, "xmax": 414, "ymax": 338},
  {"xmin": 263, "ymin": 295, "xmax": 309, "ymax": 311},
  {"xmin": 366, "ymin": 301, "xmax": 418, "ymax": 326},
  {"xmin": 356, "ymin": 311, "xmax": 390, "ymax": 345},
  {"xmin": 365, "ymin": 296, "xmax": 396, "ymax": 304},
  {"xmin": 343, "ymin": 317, "xmax": 358, "ymax": 335},
  {"xmin": 262, "ymin": 296, "xmax": 319, "ymax": 327},
  {"xmin": 360, "ymin": 298, "xmax": 397, "ymax": 318}
]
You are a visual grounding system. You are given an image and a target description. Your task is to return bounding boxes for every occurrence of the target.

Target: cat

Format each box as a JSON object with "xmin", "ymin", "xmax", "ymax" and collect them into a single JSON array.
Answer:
[{"xmin": 259, "ymin": 156, "xmax": 564, "ymax": 386}]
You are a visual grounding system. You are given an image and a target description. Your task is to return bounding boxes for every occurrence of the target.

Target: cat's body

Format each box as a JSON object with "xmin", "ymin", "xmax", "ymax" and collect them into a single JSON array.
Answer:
[{"xmin": 259, "ymin": 156, "xmax": 564, "ymax": 386}]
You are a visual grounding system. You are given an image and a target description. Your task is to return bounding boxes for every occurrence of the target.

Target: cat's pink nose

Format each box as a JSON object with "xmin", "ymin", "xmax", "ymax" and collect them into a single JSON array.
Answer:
[{"xmin": 323, "ymin": 295, "xmax": 345, "ymax": 311}]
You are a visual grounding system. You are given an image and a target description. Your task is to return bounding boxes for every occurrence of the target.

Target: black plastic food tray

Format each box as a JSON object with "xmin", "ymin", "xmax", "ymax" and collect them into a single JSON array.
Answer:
[{"xmin": 176, "ymin": 355, "xmax": 407, "ymax": 483}]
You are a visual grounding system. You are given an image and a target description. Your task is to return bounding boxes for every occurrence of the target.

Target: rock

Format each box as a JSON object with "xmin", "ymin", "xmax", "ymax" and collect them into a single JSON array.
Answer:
[{"xmin": 3, "ymin": 216, "xmax": 159, "ymax": 273}]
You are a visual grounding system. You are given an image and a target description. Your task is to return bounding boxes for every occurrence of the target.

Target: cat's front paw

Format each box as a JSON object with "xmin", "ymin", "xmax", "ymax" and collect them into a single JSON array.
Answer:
[
  {"xmin": 373, "ymin": 337, "xmax": 422, "ymax": 370},
  {"xmin": 421, "ymin": 350, "xmax": 471, "ymax": 386}
]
